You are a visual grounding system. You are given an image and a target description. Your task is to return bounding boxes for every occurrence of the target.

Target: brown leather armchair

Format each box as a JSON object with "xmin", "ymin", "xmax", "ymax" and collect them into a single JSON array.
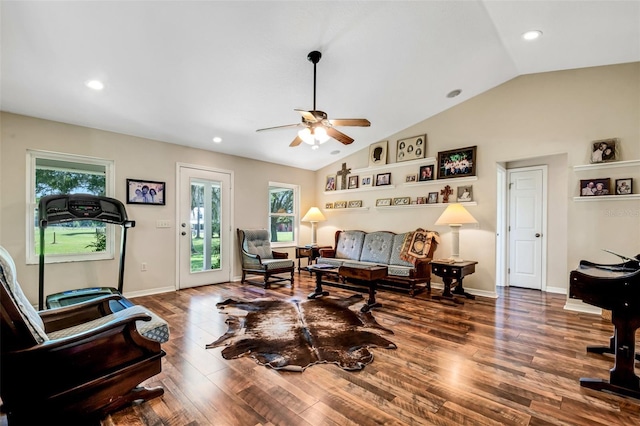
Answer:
[
  {"xmin": 0, "ymin": 245, "xmax": 169, "ymax": 424},
  {"xmin": 237, "ymin": 229, "xmax": 295, "ymax": 288}
]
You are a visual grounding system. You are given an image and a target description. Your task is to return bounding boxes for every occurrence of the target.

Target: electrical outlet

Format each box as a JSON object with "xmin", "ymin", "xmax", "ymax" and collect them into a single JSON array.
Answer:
[
  {"xmin": 141, "ymin": 262, "xmax": 147, "ymax": 271},
  {"xmin": 156, "ymin": 220, "xmax": 171, "ymax": 228}
]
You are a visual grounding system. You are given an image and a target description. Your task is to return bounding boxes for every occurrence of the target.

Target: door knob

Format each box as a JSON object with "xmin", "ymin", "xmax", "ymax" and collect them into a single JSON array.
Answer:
[{"xmin": 535, "ymin": 233, "xmax": 541, "ymax": 238}]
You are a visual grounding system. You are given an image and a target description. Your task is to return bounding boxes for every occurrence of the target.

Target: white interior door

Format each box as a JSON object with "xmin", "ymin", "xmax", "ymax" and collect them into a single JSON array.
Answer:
[
  {"xmin": 496, "ymin": 164, "xmax": 507, "ymax": 287},
  {"xmin": 178, "ymin": 165, "xmax": 232, "ymax": 289},
  {"xmin": 508, "ymin": 167, "xmax": 545, "ymax": 290}
]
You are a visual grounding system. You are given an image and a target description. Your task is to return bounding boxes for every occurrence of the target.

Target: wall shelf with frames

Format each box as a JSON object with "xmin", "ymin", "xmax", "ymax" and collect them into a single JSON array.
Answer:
[
  {"xmin": 402, "ymin": 176, "xmax": 478, "ymax": 187},
  {"xmin": 324, "ymin": 185, "xmax": 396, "ymax": 195},
  {"xmin": 350, "ymin": 157, "xmax": 436, "ymax": 175},
  {"xmin": 573, "ymin": 159, "xmax": 640, "ymax": 172},
  {"xmin": 376, "ymin": 201, "xmax": 478, "ymax": 209},
  {"xmin": 323, "ymin": 207, "xmax": 370, "ymax": 212},
  {"xmin": 573, "ymin": 159, "xmax": 639, "ymax": 200}
]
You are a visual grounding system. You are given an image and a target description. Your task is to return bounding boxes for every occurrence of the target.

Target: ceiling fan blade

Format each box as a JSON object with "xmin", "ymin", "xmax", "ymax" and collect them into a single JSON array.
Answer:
[
  {"xmin": 329, "ymin": 118, "xmax": 371, "ymax": 127},
  {"xmin": 294, "ymin": 109, "xmax": 318, "ymax": 123},
  {"xmin": 289, "ymin": 135, "xmax": 303, "ymax": 147},
  {"xmin": 256, "ymin": 123, "xmax": 303, "ymax": 132},
  {"xmin": 326, "ymin": 127, "xmax": 354, "ymax": 145}
]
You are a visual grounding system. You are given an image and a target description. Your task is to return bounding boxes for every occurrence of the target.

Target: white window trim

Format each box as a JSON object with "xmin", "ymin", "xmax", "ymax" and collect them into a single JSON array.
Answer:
[
  {"xmin": 268, "ymin": 181, "xmax": 299, "ymax": 248},
  {"xmin": 26, "ymin": 150, "xmax": 116, "ymax": 264}
]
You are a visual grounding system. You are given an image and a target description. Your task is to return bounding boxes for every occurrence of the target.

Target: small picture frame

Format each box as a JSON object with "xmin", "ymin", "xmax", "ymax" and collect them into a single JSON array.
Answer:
[
  {"xmin": 406, "ymin": 174, "xmax": 417, "ymax": 183},
  {"xmin": 360, "ymin": 175, "xmax": 373, "ymax": 187},
  {"xmin": 418, "ymin": 165, "xmax": 434, "ymax": 181},
  {"xmin": 376, "ymin": 198, "xmax": 392, "ymax": 207},
  {"xmin": 590, "ymin": 138, "xmax": 618, "ymax": 163},
  {"xmin": 348, "ymin": 175, "xmax": 359, "ymax": 189},
  {"xmin": 325, "ymin": 202, "xmax": 334, "ymax": 209},
  {"xmin": 427, "ymin": 192, "xmax": 438, "ymax": 204},
  {"xmin": 437, "ymin": 146, "xmax": 477, "ymax": 179},
  {"xmin": 580, "ymin": 178, "xmax": 611, "ymax": 196},
  {"xmin": 615, "ymin": 178, "xmax": 632, "ymax": 195},
  {"xmin": 348, "ymin": 200, "xmax": 363, "ymax": 208},
  {"xmin": 416, "ymin": 197, "xmax": 426, "ymax": 204},
  {"xmin": 334, "ymin": 200, "xmax": 347, "ymax": 209},
  {"xmin": 126, "ymin": 179, "xmax": 166, "ymax": 205},
  {"xmin": 396, "ymin": 134, "xmax": 427, "ymax": 162},
  {"xmin": 393, "ymin": 197, "xmax": 410, "ymax": 206},
  {"xmin": 325, "ymin": 175, "xmax": 336, "ymax": 191},
  {"xmin": 457, "ymin": 185, "xmax": 473, "ymax": 202},
  {"xmin": 369, "ymin": 141, "xmax": 388, "ymax": 167},
  {"xmin": 375, "ymin": 172, "xmax": 391, "ymax": 186}
]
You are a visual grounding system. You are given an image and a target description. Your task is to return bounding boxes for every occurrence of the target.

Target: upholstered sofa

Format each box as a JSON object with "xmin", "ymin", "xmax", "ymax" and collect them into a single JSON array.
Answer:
[{"xmin": 318, "ymin": 229, "xmax": 439, "ymax": 296}]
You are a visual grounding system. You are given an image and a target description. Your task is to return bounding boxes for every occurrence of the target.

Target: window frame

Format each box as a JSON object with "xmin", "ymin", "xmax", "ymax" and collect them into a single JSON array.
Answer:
[
  {"xmin": 26, "ymin": 150, "xmax": 116, "ymax": 264},
  {"xmin": 268, "ymin": 182, "xmax": 299, "ymax": 248}
]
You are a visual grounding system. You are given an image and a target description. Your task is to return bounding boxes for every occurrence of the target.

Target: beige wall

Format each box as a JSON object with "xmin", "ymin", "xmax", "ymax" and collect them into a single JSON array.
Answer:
[
  {"xmin": 0, "ymin": 112, "xmax": 316, "ymax": 303},
  {"xmin": 2, "ymin": 62, "xmax": 639, "ymax": 304},
  {"xmin": 317, "ymin": 63, "xmax": 640, "ymax": 296}
]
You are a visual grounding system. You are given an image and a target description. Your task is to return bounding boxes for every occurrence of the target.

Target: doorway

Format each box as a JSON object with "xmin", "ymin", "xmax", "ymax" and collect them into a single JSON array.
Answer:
[
  {"xmin": 506, "ymin": 166, "xmax": 547, "ymax": 291},
  {"xmin": 177, "ymin": 164, "xmax": 233, "ymax": 289}
]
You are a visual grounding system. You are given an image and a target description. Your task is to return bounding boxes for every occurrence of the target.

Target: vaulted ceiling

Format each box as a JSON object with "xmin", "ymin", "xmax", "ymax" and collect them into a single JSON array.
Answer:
[{"xmin": 2, "ymin": 1, "xmax": 638, "ymax": 170}]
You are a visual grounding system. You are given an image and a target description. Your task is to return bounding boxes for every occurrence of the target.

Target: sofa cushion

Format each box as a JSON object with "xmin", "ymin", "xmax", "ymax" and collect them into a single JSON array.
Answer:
[
  {"xmin": 335, "ymin": 231, "xmax": 366, "ymax": 260},
  {"xmin": 389, "ymin": 233, "xmax": 416, "ymax": 267},
  {"xmin": 261, "ymin": 259, "xmax": 295, "ymax": 271},
  {"xmin": 360, "ymin": 231, "xmax": 394, "ymax": 264}
]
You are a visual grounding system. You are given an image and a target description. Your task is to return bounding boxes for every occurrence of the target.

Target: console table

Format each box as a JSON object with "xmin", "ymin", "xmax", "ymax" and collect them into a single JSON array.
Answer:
[
  {"xmin": 430, "ymin": 260, "xmax": 478, "ymax": 304},
  {"xmin": 307, "ymin": 264, "xmax": 388, "ymax": 312}
]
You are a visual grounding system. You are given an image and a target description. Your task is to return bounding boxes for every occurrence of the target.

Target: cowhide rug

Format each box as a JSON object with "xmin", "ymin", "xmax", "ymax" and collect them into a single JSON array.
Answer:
[{"xmin": 206, "ymin": 294, "xmax": 396, "ymax": 371}]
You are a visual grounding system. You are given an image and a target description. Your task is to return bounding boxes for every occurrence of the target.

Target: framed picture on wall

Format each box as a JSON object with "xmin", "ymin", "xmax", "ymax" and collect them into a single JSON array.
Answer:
[
  {"xmin": 436, "ymin": 146, "xmax": 477, "ymax": 179},
  {"xmin": 418, "ymin": 165, "xmax": 434, "ymax": 181},
  {"xmin": 375, "ymin": 172, "xmax": 391, "ymax": 186},
  {"xmin": 615, "ymin": 178, "xmax": 632, "ymax": 195},
  {"xmin": 360, "ymin": 175, "xmax": 373, "ymax": 187},
  {"xmin": 369, "ymin": 141, "xmax": 388, "ymax": 167},
  {"xmin": 457, "ymin": 185, "xmax": 473, "ymax": 202},
  {"xmin": 325, "ymin": 175, "xmax": 336, "ymax": 191},
  {"xmin": 348, "ymin": 175, "xmax": 359, "ymax": 189},
  {"xmin": 590, "ymin": 138, "xmax": 618, "ymax": 163},
  {"xmin": 580, "ymin": 178, "xmax": 610, "ymax": 196},
  {"xmin": 126, "ymin": 179, "xmax": 166, "ymax": 205},
  {"xmin": 396, "ymin": 134, "xmax": 426, "ymax": 162},
  {"xmin": 427, "ymin": 192, "xmax": 438, "ymax": 204}
]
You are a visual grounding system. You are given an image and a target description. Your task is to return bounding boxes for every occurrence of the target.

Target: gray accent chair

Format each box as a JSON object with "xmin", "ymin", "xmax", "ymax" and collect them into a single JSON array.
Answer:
[{"xmin": 237, "ymin": 229, "xmax": 295, "ymax": 288}]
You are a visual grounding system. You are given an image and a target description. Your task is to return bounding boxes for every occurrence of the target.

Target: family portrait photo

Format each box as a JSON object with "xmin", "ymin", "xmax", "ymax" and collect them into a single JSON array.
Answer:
[
  {"xmin": 590, "ymin": 138, "xmax": 617, "ymax": 163},
  {"xmin": 419, "ymin": 165, "xmax": 434, "ymax": 181},
  {"xmin": 580, "ymin": 178, "xmax": 610, "ymax": 196},
  {"xmin": 615, "ymin": 178, "xmax": 632, "ymax": 195},
  {"xmin": 126, "ymin": 179, "xmax": 165, "ymax": 205},
  {"xmin": 437, "ymin": 146, "xmax": 477, "ymax": 179}
]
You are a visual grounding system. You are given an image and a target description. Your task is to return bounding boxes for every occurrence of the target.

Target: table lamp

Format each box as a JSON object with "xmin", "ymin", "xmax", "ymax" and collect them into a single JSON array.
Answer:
[
  {"xmin": 301, "ymin": 207, "xmax": 326, "ymax": 247},
  {"xmin": 434, "ymin": 203, "xmax": 477, "ymax": 262}
]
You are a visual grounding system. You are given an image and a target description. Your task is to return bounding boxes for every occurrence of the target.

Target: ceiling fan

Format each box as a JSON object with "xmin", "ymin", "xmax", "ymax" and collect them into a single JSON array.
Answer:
[{"xmin": 256, "ymin": 51, "xmax": 371, "ymax": 148}]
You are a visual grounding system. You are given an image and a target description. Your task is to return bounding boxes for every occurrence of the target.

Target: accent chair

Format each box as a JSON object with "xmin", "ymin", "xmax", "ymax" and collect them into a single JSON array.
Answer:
[{"xmin": 237, "ymin": 228, "xmax": 295, "ymax": 288}]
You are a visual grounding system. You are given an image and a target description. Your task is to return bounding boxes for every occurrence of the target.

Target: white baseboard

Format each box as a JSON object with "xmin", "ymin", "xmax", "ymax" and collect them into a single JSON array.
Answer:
[
  {"xmin": 429, "ymin": 282, "xmax": 498, "ymax": 299},
  {"xmin": 545, "ymin": 286, "xmax": 567, "ymax": 295},
  {"xmin": 124, "ymin": 286, "xmax": 176, "ymax": 299},
  {"xmin": 564, "ymin": 299, "xmax": 601, "ymax": 315}
]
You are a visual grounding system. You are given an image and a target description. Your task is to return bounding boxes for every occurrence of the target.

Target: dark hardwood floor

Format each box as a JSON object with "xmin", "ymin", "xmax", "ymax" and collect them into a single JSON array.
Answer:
[{"xmin": 7, "ymin": 274, "xmax": 638, "ymax": 425}]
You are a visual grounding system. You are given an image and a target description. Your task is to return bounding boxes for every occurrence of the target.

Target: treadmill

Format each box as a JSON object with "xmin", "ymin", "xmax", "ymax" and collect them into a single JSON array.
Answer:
[{"xmin": 38, "ymin": 194, "xmax": 135, "ymax": 311}]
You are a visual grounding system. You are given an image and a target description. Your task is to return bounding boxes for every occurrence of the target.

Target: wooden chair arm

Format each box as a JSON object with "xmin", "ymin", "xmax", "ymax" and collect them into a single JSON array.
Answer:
[
  {"xmin": 319, "ymin": 248, "xmax": 335, "ymax": 257},
  {"xmin": 40, "ymin": 294, "xmax": 122, "ymax": 332},
  {"xmin": 272, "ymin": 251, "xmax": 289, "ymax": 259},
  {"xmin": 18, "ymin": 312, "xmax": 153, "ymax": 354}
]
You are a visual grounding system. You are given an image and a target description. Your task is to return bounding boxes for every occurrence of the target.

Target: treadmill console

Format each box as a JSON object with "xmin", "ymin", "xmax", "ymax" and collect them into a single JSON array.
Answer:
[{"xmin": 39, "ymin": 194, "xmax": 133, "ymax": 227}]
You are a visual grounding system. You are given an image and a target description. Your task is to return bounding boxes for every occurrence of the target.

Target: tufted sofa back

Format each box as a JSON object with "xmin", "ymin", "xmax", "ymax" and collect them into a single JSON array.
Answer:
[
  {"xmin": 335, "ymin": 230, "xmax": 366, "ymax": 260},
  {"xmin": 360, "ymin": 231, "xmax": 394, "ymax": 264}
]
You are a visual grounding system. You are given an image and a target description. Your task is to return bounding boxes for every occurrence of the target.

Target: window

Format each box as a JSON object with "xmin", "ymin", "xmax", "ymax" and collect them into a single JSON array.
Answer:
[
  {"xmin": 268, "ymin": 182, "xmax": 299, "ymax": 247},
  {"xmin": 27, "ymin": 150, "xmax": 115, "ymax": 264}
]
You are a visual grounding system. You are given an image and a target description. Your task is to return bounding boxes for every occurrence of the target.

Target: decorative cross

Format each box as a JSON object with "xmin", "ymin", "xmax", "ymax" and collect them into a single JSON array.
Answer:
[
  {"xmin": 441, "ymin": 185, "xmax": 453, "ymax": 203},
  {"xmin": 336, "ymin": 162, "xmax": 351, "ymax": 190}
]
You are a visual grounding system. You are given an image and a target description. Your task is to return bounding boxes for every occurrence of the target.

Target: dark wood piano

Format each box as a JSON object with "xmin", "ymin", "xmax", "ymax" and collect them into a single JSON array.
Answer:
[{"xmin": 569, "ymin": 252, "xmax": 640, "ymax": 399}]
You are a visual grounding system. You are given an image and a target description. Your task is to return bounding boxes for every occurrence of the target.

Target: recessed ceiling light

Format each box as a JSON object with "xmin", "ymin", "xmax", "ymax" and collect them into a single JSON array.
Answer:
[
  {"xmin": 212, "ymin": 136, "xmax": 222, "ymax": 143},
  {"xmin": 446, "ymin": 89, "xmax": 462, "ymax": 98},
  {"xmin": 85, "ymin": 80, "xmax": 104, "ymax": 90},
  {"xmin": 522, "ymin": 30, "xmax": 543, "ymax": 41},
  {"xmin": 330, "ymin": 150, "xmax": 340, "ymax": 155}
]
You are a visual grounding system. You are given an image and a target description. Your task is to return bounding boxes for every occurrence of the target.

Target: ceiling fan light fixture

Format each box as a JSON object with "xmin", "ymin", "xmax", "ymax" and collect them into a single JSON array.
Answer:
[{"xmin": 522, "ymin": 30, "xmax": 543, "ymax": 41}]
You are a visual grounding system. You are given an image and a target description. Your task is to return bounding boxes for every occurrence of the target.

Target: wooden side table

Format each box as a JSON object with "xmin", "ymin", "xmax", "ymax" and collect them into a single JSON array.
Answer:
[
  {"xmin": 295, "ymin": 246, "xmax": 329, "ymax": 273},
  {"xmin": 430, "ymin": 260, "xmax": 478, "ymax": 304}
]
